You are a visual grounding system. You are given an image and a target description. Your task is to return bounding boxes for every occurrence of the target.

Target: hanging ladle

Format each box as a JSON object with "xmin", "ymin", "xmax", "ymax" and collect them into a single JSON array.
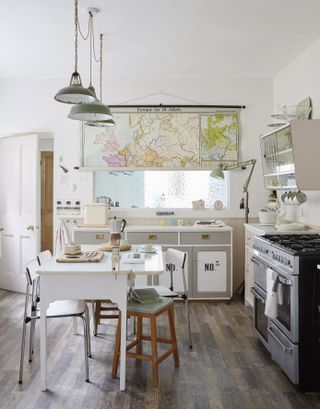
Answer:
[{"xmin": 295, "ymin": 190, "xmax": 307, "ymax": 204}]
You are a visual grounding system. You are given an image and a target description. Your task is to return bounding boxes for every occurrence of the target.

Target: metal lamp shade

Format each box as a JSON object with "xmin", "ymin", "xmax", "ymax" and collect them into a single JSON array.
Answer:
[
  {"xmin": 54, "ymin": 72, "xmax": 96, "ymax": 104},
  {"xmin": 210, "ymin": 163, "xmax": 225, "ymax": 179},
  {"xmin": 85, "ymin": 117, "xmax": 116, "ymax": 127},
  {"xmin": 68, "ymin": 102, "xmax": 113, "ymax": 121}
]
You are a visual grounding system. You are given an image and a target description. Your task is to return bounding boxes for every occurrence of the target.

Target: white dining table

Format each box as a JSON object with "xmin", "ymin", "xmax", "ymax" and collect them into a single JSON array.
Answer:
[{"xmin": 36, "ymin": 245, "xmax": 164, "ymax": 391}]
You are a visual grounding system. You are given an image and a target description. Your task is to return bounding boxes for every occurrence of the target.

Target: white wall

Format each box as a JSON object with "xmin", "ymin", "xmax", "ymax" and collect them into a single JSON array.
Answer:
[
  {"xmin": 274, "ymin": 37, "xmax": 320, "ymax": 226},
  {"xmin": 0, "ymin": 77, "xmax": 272, "ymax": 221}
]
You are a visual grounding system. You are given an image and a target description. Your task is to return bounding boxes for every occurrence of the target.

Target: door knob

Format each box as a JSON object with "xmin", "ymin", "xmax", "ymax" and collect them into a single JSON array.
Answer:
[{"xmin": 26, "ymin": 225, "xmax": 38, "ymax": 231}]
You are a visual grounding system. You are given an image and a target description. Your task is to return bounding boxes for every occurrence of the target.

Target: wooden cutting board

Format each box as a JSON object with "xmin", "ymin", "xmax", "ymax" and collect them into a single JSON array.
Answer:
[
  {"xmin": 98, "ymin": 243, "xmax": 132, "ymax": 252},
  {"xmin": 56, "ymin": 251, "xmax": 104, "ymax": 263}
]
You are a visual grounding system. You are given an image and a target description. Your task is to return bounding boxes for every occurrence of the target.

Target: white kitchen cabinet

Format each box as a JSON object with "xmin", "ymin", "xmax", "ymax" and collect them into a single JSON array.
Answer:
[
  {"xmin": 260, "ymin": 125, "xmax": 296, "ymax": 190},
  {"xmin": 73, "ymin": 225, "xmax": 233, "ymax": 299}
]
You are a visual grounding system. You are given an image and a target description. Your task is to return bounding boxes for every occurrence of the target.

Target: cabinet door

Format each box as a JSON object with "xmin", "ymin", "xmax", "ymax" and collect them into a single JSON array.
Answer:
[
  {"xmin": 154, "ymin": 246, "xmax": 193, "ymax": 296},
  {"xmin": 244, "ymin": 247, "xmax": 254, "ymax": 307},
  {"xmin": 260, "ymin": 126, "xmax": 296, "ymax": 190},
  {"xmin": 192, "ymin": 246, "xmax": 231, "ymax": 299}
]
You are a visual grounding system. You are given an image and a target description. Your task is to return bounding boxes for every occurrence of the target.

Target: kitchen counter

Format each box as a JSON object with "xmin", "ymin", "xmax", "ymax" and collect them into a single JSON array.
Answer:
[
  {"xmin": 74, "ymin": 224, "xmax": 233, "ymax": 233},
  {"xmin": 244, "ymin": 223, "xmax": 318, "ymax": 236}
]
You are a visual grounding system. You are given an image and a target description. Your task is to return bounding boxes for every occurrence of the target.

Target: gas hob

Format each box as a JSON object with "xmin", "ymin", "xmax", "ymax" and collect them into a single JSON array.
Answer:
[
  {"xmin": 263, "ymin": 234, "xmax": 320, "ymax": 255},
  {"xmin": 253, "ymin": 233, "xmax": 320, "ymax": 272}
]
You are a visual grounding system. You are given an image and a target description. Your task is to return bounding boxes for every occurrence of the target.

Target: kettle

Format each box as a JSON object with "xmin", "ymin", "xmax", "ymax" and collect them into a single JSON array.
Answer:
[{"xmin": 109, "ymin": 217, "xmax": 127, "ymax": 234}]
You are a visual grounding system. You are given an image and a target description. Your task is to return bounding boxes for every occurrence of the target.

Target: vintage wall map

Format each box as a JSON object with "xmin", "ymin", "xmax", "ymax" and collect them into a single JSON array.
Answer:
[{"xmin": 82, "ymin": 106, "xmax": 239, "ymax": 169}]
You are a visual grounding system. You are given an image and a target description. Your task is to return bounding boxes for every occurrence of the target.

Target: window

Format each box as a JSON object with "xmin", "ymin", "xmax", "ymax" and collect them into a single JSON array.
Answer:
[{"xmin": 95, "ymin": 171, "xmax": 227, "ymax": 209}]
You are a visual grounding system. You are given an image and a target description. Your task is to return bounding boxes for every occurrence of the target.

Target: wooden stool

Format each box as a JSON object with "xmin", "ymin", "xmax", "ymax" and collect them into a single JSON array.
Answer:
[
  {"xmin": 112, "ymin": 298, "xmax": 179, "ymax": 386},
  {"xmin": 93, "ymin": 300, "xmax": 119, "ymax": 335}
]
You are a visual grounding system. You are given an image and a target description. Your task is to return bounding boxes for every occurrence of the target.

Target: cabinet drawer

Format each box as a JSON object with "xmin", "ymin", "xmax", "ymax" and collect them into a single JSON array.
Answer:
[
  {"xmin": 126, "ymin": 232, "xmax": 178, "ymax": 245},
  {"xmin": 180, "ymin": 232, "xmax": 231, "ymax": 245},
  {"xmin": 74, "ymin": 231, "xmax": 110, "ymax": 244}
]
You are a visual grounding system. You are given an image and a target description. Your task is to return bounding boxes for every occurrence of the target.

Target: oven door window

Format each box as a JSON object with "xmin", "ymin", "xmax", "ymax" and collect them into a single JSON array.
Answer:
[
  {"xmin": 276, "ymin": 281, "xmax": 291, "ymax": 331},
  {"xmin": 255, "ymin": 296, "xmax": 268, "ymax": 341}
]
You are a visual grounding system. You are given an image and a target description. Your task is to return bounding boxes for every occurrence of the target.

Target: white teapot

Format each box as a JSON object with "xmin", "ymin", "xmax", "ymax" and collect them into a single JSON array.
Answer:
[{"xmin": 109, "ymin": 217, "xmax": 127, "ymax": 234}]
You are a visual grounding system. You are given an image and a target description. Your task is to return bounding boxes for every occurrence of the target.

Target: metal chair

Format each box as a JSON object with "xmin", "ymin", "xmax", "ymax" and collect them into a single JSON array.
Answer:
[
  {"xmin": 18, "ymin": 254, "xmax": 91, "ymax": 384},
  {"xmin": 135, "ymin": 248, "xmax": 193, "ymax": 349}
]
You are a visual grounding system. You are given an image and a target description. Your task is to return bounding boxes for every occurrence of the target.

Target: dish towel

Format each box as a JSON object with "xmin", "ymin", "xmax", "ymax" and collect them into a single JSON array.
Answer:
[
  {"xmin": 54, "ymin": 219, "xmax": 68, "ymax": 256},
  {"xmin": 265, "ymin": 267, "xmax": 279, "ymax": 319}
]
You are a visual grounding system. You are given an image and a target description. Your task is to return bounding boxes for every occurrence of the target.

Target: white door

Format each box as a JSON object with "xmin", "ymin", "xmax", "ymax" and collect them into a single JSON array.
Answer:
[{"xmin": 0, "ymin": 134, "xmax": 40, "ymax": 292}]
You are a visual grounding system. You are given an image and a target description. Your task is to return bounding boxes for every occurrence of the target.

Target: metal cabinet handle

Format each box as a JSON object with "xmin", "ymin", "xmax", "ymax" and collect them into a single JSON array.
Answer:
[
  {"xmin": 96, "ymin": 234, "xmax": 105, "ymax": 240},
  {"xmin": 148, "ymin": 234, "xmax": 157, "ymax": 240},
  {"xmin": 251, "ymin": 287, "xmax": 265, "ymax": 304},
  {"xmin": 201, "ymin": 234, "xmax": 210, "ymax": 240},
  {"xmin": 251, "ymin": 257, "xmax": 259, "ymax": 265},
  {"xmin": 268, "ymin": 327, "xmax": 293, "ymax": 353}
]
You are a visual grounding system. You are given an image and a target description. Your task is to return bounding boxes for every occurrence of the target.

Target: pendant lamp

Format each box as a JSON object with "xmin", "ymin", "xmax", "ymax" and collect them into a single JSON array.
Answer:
[
  {"xmin": 54, "ymin": 0, "xmax": 96, "ymax": 104},
  {"xmin": 68, "ymin": 28, "xmax": 113, "ymax": 121},
  {"xmin": 85, "ymin": 34, "xmax": 116, "ymax": 127}
]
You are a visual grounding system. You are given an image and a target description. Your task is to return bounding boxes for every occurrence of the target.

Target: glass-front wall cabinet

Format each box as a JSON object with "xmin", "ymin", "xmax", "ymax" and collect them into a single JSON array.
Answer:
[{"xmin": 260, "ymin": 125, "xmax": 296, "ymax": 190}]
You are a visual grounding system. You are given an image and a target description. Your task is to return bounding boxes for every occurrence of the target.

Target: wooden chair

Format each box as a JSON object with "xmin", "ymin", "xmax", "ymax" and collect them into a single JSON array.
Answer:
[
  {"xmin": 92, "ymin": 300, "xmax": 120, "ymax": 336},
  {"xmin": 112, "ymin": 297, "xmax": 179, "ymax": 386},
  {"xmin": 19, "ymin": 255, "xmax": 91, "ymax": 384}
]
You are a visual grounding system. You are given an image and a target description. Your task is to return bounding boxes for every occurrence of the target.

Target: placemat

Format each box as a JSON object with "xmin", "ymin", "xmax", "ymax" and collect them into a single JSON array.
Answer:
[{"xmin": 56, "ymin": 251, "xmax": 104, "ymax": 263}]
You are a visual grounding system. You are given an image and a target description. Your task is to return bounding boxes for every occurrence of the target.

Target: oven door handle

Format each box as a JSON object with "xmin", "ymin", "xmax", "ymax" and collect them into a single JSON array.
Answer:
[
  {"xmin": 251, "ymin": 287, "xmax": 265, "ymax": 304},
  {"xmin": 268, "ymin": 327, "xmax": 293, "ymax": 353},
  {"xmin": 277, "ymin": 275, "xmax": 292, "ymax": 286},
  {"xmin": 251, "ymin": 257, "xmax": 260, "ymax": 266}
]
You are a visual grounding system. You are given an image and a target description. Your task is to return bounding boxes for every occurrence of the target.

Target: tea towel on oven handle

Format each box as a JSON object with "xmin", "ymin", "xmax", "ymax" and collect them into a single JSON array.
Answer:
[{"xmin": 265, "ymin": 267, "xmax": 279, "ymax": 319}]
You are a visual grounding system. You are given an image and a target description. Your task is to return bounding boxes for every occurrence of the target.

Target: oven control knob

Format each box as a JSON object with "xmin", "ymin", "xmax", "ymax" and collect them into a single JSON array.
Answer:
[{"xmin": 265, "ymin": 249, "xmax": 269, "ymax": 254}]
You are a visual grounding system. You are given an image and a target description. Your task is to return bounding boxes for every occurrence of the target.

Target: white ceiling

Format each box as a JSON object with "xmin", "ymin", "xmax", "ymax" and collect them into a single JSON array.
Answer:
[{"xmin": 1, "ymin": 0, "xmax": 320, "ymax": 80}]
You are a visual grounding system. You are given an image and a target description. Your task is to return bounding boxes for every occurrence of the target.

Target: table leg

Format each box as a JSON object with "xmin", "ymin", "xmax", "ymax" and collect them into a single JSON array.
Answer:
[
  {"xmin": 40, "ymin": 300, "xmax": 48, "ymax": 391},
  {"xmin": 119, "ymin": 307, "xmax": 127, "ymax": 391}
]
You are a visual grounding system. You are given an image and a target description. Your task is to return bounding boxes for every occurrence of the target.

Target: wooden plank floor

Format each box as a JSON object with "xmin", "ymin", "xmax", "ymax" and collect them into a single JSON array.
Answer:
[{"xmin": 1, "ymin": 289, "xmax": 320, "ymax": 409}]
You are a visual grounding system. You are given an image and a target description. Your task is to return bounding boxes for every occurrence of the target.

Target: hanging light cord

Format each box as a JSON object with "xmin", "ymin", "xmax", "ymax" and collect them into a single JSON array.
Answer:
[
  {"xmin": 74, "ymin": 0, "xmax": 102, "ymax": 85},
  {"xmin": 99, "ymin": 34, "xmax": 103, "ymax": 102},
  {"xmin": 75, "ymin": 0, "xmax": 90, "ymax": 41},
  {"xmin": 89, "ymin": 13, "xmax": 93, "ymax": 86},
  {"xmin": 92, "ymin": 26, "xmax": 101, "ymax": 63},
  {"xmin": 74, "ymin": 0, "xmax": 79, "ymax": 72}
]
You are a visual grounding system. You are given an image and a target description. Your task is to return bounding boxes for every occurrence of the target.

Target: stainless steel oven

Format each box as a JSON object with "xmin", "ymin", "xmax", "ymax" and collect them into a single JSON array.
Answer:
[
  {"xmin": 251, "ymin": 254, "xmax": 299, "ymax": 343},
  {"xmin": 251, "ymin": 233, "xmax": 320, "ymax": 392}
]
